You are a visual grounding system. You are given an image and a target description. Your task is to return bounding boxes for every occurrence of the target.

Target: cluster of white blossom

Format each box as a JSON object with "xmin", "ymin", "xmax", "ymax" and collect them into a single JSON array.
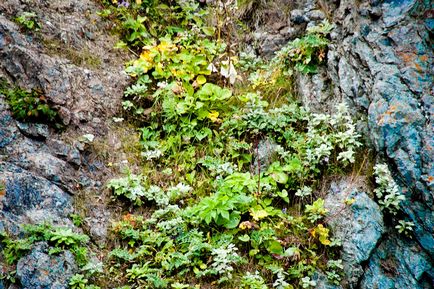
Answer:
[
  {"xmin": 210, "ymin": 243, "xmax": 240, "ymax": 279},
  {"xmin": 272, "ymin": 268, "xmax": 290, "ymax": 289},
  {"xmin": 295, "ymin": 186, "xmax": 313, "ymax": 199},
  {"xmin": 141, "ymin": 149, "xmax": 163, "ymax": 160},
  {"xmin": 240, "ymin": 271, "xmax": 268, "ymax": 289},
  {"xmin": 373, "ymin": 163, "xmax": 405, "ymax": 214},
  {"xmin": 306, "ymin": 102, "xmax": 361, "ymax": 165}
]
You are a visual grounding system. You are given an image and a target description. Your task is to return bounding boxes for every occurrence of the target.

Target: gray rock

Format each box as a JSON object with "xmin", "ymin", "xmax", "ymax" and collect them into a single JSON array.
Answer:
[
  {"xmin": 306, "ymin": 10, "xmax": 326, "ymax": 21},
  {"xmin": 296, "ymin": 67, "xmax": 335, "ymax": 112},
  {"xmin": 324, "ymin": 178, "xmax": 384, "ymax": 287},
  {"xmin": 290, "ymin": 9, "xmax": 308, "ymax": 24},
  {"xmin": 16, "ymin": 242, "xmax": 77, "ymax": 289},
  {"xmin": 48, "ymin": 139, "xmax": 81, "ymax": 166},
  {"xmin": 0, "ymin": 13, "xmax": 128, "ymax": 126},
  {"xmin": 86, "ymin": 207, "xmax": 111, "ymax": 243},
  {"xmin": 0, "ymin": 99, "xmax": 19, "ymax": 149},
  {"xmin": 16, "ymin": 122, "xmax": 49, "ymax": 140},
  {"xmin": 0, "ymin": 163, "xmax": 72, "ymax": 218},
  {"xmin": 252, "ymin": 138, "xmax": 280, "ymax": 174},
  {"xmin": 259, "ymin": 33, "xmax": 288, "ymax": 59}
]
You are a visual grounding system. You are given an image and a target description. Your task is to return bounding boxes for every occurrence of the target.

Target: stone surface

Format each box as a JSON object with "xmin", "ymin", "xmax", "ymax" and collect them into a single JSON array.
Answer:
[
  {"xmin": 16, "ymin": 122, "xmax": 49, "ymax": 140},
  {"xmin": 252, "ymin": 138, "xmax": 280, "ymax": 174},
  {"xmin": 0, "ymin": 0, "xmax": 130, "ymax": 287},
  {"xmin": 360, "ymin": 235, "xmax": 434, "ymax": 289},
  {"xmin": 324, "ymin": 177, "xmax": 384, "ymax": 287},
  {"xmin": 326, "ymin": 0, "xmax": 434, "ymax": 261},
  {"xmin": 290, "ymin": 9, "xmax": 308, "ymax": 24},
  {"xmin": 249, "ymin": 0, "xmax": 434, "ymax": 285},
  {"xmin": 16, "ymin": 242, "xmax": 77, "ymax": 289},
  {"xmin": 0, "ymin": 0, "xmax": 129, "ymax": 128}
]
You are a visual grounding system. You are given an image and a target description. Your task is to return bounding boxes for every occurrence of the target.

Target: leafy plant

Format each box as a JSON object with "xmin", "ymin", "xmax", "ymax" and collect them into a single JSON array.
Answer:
[
  {"xmin": 373, "ymin": 163, "xmax": 405, "ymax": 215},
  {"xmin": 305, "ymin": 199, "xmax": 328, "ymax": 223},
  {"xmin": 0, "ymin": 233, "xmax": 32, "ymax": 265},
  {"xmin": 15, "ymin": 12, "xmax": 41, "ymax": 31},
  {"xmin": 395, "ymin": 220, "xmax": 415, "ymax": 237},
  {"xmin": 240, "ymin": 271, "xmax": 268, "ymax": 289},
  {"xmin": 50, "ymin": 228, "xmax": 89, "ymax": 247},
  {"xmin": 0, "ymin": 81, "xmax": 58, "ymax": 123},
  {"xmin": 326, "ymin": 259, "xmax": 343, "ymax": 285},
  {"xmin": 99, "ymin": 2, "xmax": 362, "ymax": 288},
  {"xmin": 277, "ymin": 20, "xmax": 333, "ymax": 74}
]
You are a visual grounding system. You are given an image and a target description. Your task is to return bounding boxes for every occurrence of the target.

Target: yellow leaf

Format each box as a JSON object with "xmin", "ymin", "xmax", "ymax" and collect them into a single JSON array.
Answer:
[
  {"xmin": 197, "ymin": 75, "xmax": 207, "ymax": 85},
  {"xmin": 314, "ymin": 224, "xmax": 331, "ymax": 246},
  {"xmin": 344, "ymin": 198, "xmax": 356, "ymax": 206},
  {"xmin": 250, "ymin": 208, "xmax": 269, "ymax": 221},
  {"xmin": 207, "ymin": 111, "xmax": 219, "ymax": 123},
  {"xmin": 136, "ymin": 0, "xmax": 142, "ymax": 4},
  {"xmin": 157, "ymin": 40, "xmax": 176, "ymax": 53}
]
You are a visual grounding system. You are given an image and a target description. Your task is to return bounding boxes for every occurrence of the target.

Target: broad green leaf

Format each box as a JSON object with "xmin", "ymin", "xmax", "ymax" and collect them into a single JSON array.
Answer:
[{"xmin": 238, "ymin": 234, "xmax": 250, "ymax": 242}]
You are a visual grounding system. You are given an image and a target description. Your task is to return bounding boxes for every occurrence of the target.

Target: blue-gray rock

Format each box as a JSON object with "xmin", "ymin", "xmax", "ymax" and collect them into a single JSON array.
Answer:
[
  {"xmin": 0, "ymin": 101, "xmax": 18, "ymax": 149},
  {"xmin": 0, "ymin": 162, "xmax": 73, "ymax": 231},
  {"xmin": 0, "ymin": 164, "xmax": 71, "ymax": 216},
  {"xmin": 306, "ymin": 10, "xmax": 326, "ymax": 21},
  {"xmin": 16, "ymin": 242, "xmax": 77, "ymax": 289},
  {"xmin": 324, "ymin": 0, "xmax": 434, "ymax": 262},
  {"xmin": 0, "ymin": 13, "xmax": 128, "ymax": 126},
  {"xmin": 324, "ymin": 178, "xmax": 384, "ymax": 287},
  {"xmin": 360, "ymin": 235, "xmax": 434, "ymax": 289},
  {"xmin": 16, "ymin": 122, "xmax": 49, "ymax": 140}
]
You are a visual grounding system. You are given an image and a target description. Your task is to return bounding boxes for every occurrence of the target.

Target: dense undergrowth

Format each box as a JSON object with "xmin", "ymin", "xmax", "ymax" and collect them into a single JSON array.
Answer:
[
  {"xmin": 0, "ymin": 1, "xmax": 411, "ymax": 288},
  {"xmin": 94, "ymin": 1, "xmax": 358, "ymax": 288}
]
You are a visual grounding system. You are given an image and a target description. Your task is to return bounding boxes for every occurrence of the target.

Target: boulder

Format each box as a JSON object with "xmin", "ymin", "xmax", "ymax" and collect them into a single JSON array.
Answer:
[
  {"xmin": 16, "ymin": 242, "xmax": 77, "ymax": 289},
  {"xmin": 324, "ymin": 178, "xmax": 384, "ymax": 287}
]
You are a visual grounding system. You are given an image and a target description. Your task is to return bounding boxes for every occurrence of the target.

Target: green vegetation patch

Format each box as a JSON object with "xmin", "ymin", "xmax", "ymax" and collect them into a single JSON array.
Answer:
[{"xmin": 0, "ymin": 80, "xmax": 58, "ymax": 123}]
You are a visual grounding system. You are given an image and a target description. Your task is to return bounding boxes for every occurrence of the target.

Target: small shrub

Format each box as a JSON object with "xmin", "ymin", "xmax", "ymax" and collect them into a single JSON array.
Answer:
[
  {"xmin": 15, "ymin": 12, "xmax": 41, "ymax": 31},
  {"xmin": 373, "ymin": 163, "xmax": 405, "ymax": 215},
  {"xmin": 0, "ymin": 81, "xmax": 58, "ymax": 123}
]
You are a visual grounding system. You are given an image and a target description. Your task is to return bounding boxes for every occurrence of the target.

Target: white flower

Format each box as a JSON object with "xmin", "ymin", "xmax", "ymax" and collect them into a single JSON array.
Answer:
[
  {"xmin": 156, "ymin": 81, "xmax": 168, "ymax": 89},
  {"xmin": 177, "ymin": 182, "xmax": 192, "ymax": 193},
  {"xmin": 301, "ymin": 276, "xmax": 316, "ymax": 288}
]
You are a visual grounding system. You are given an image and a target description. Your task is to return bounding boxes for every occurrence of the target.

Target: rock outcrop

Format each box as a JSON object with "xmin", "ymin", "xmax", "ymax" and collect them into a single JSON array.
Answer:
[{"xmin": 0, "ymin": 0, "xmax": 129, "ymax": 287}]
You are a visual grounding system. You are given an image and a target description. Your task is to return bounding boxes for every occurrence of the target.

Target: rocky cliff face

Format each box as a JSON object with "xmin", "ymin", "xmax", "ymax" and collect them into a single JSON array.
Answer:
[
  {"xmin": 250, "ymin": 0, "xmax": 433, "ymax": 288},
  {"xmin": 0, "ymin": 0, "xmax": 433, "ymax": 288},
  {"xmin": 0, "ymin": 1, "xmax": 129, "ymax": 287}
]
